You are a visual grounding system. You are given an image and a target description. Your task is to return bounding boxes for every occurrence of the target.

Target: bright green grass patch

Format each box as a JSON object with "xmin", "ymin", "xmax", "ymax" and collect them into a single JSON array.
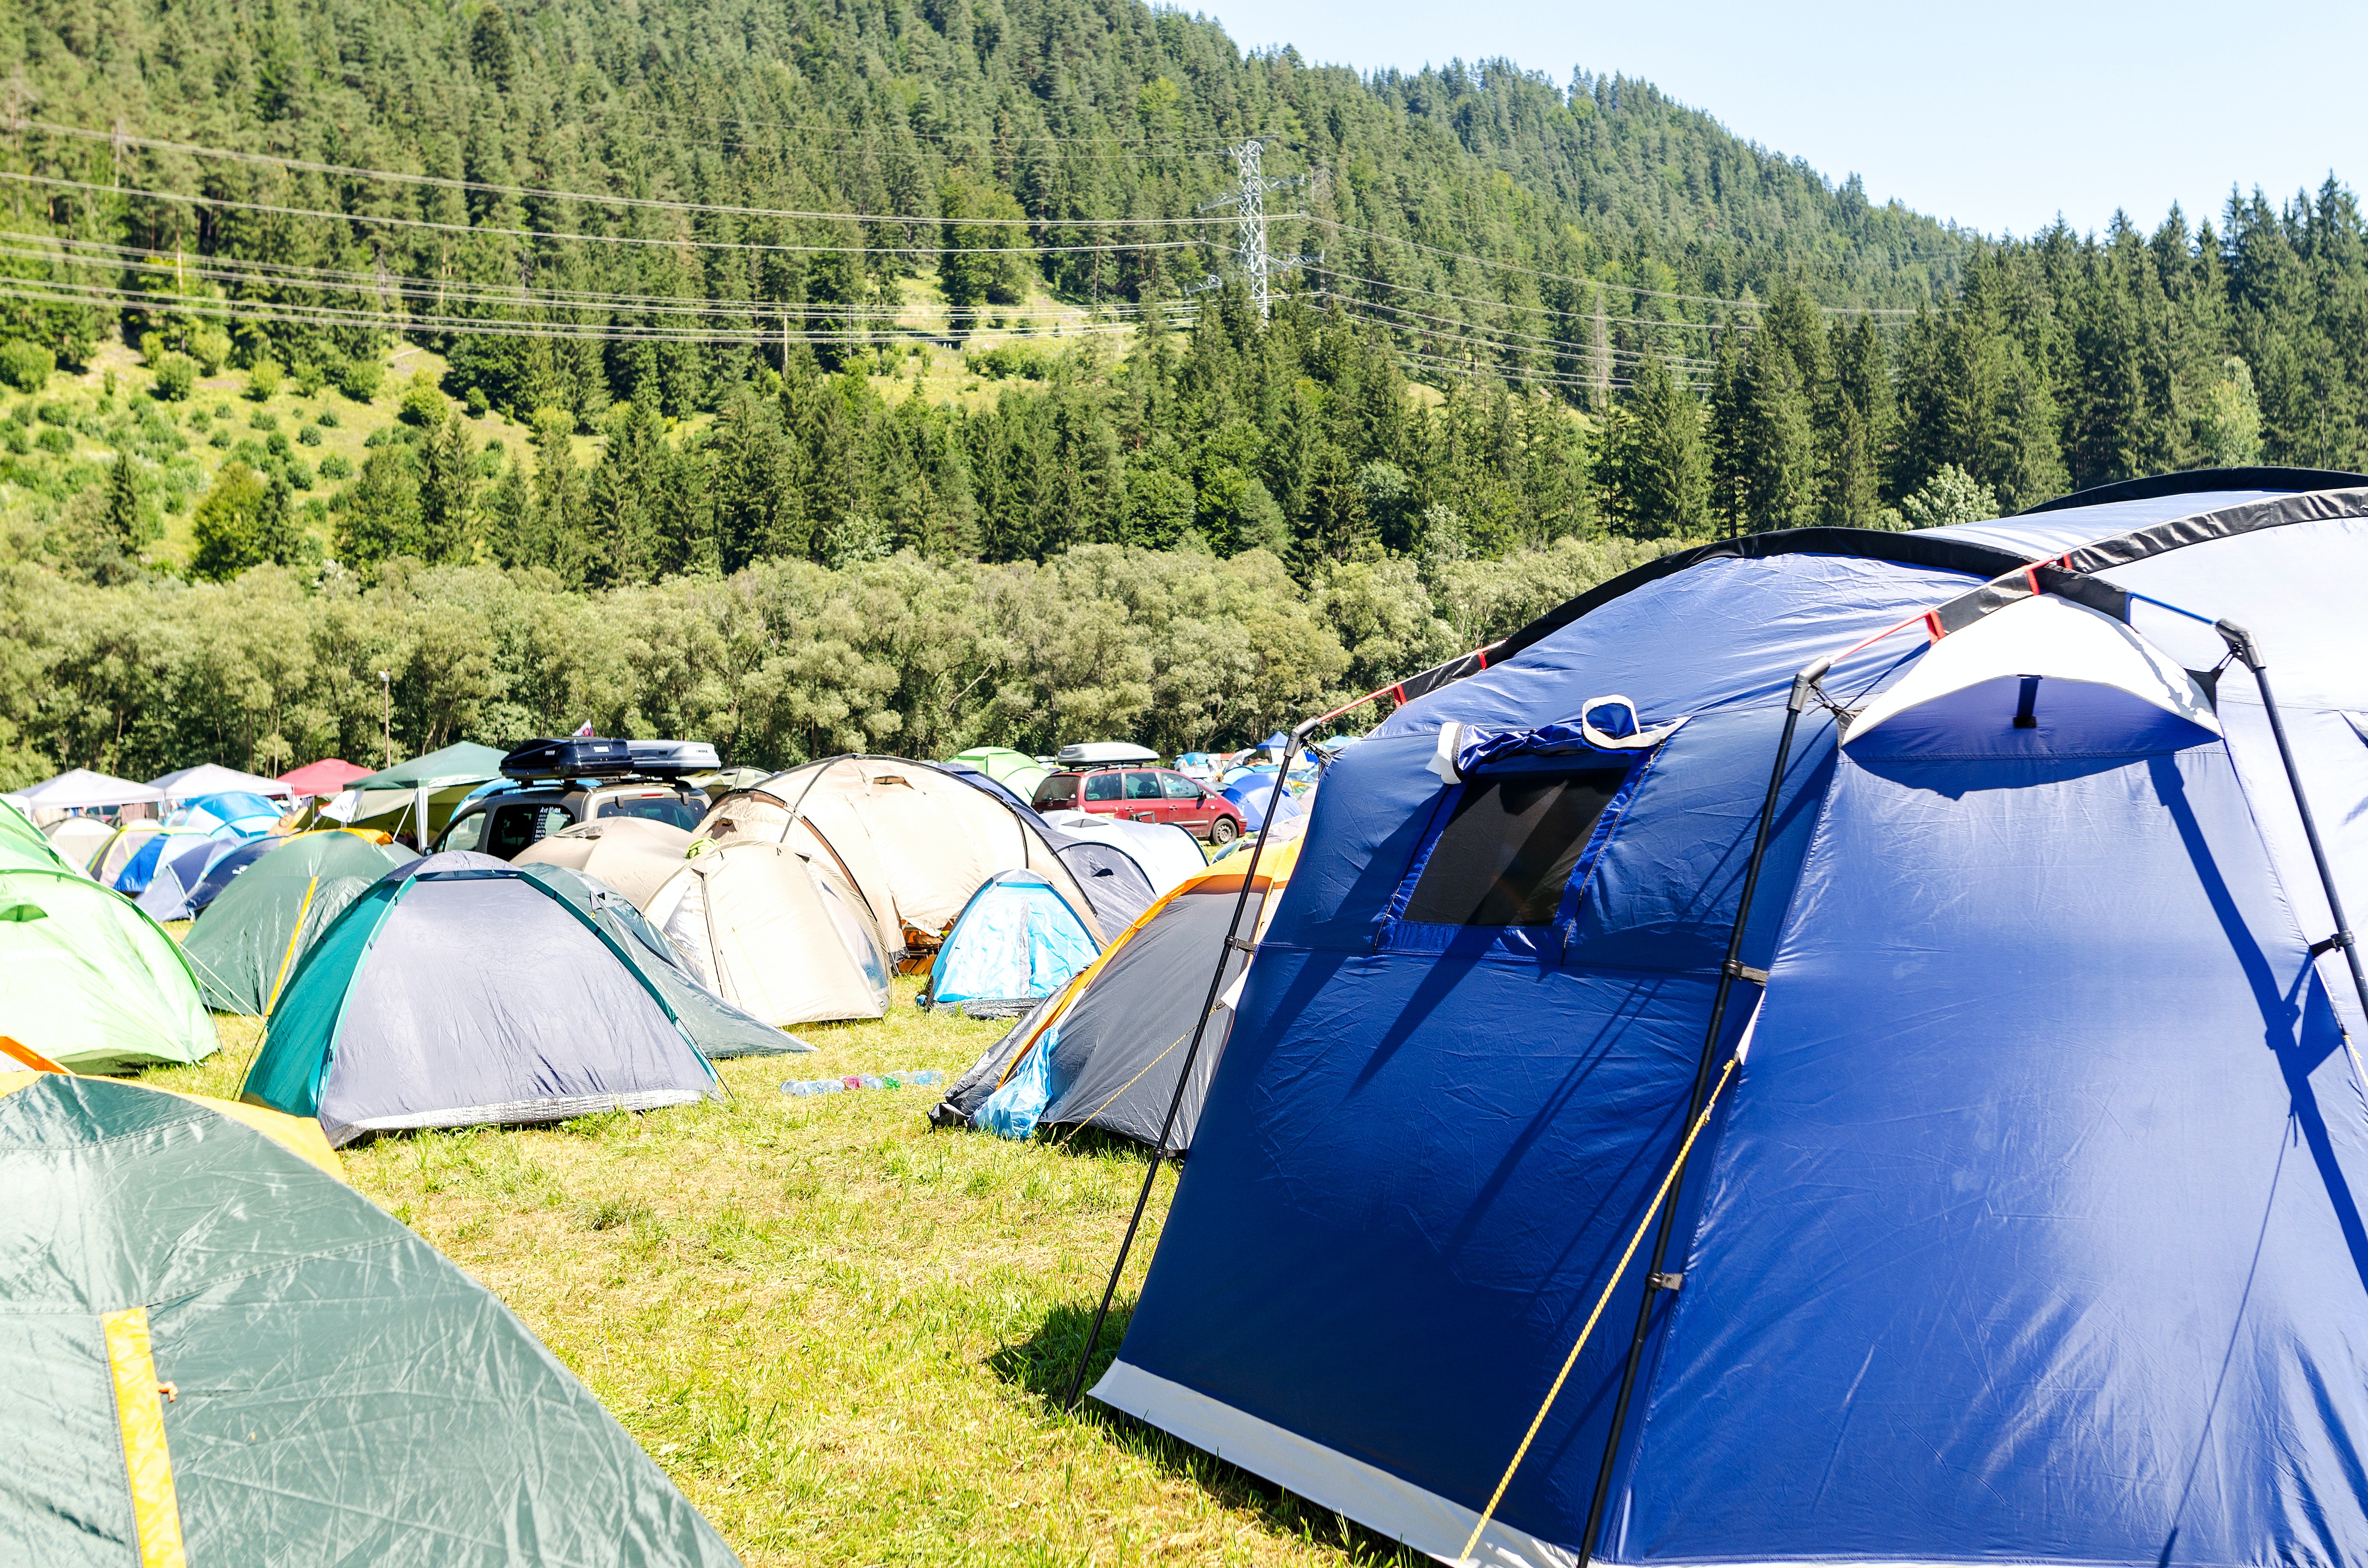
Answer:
[{"xmin": 137, "ymin": 983, "xmax": 1417, "ymax": 1566}]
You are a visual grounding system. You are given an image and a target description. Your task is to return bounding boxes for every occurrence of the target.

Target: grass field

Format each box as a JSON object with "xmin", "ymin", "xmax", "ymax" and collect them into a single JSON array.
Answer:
[{"xmin": 136, "ymin": 985, "xmax": 1418, "ymax": 1567}]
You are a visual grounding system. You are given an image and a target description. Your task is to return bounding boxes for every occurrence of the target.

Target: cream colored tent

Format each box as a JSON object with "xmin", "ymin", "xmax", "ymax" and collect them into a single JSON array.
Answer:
[
  {"xmin": 641, "ymin": 841, "xmax": 891, "ymax": 1026},
  {"xmin": 696, "ymin": 757, "xmax": 1106, "ymax": 958},
  {"xmin": 514, "ymin": 817, "xmax": 693, "ymax": 907}
]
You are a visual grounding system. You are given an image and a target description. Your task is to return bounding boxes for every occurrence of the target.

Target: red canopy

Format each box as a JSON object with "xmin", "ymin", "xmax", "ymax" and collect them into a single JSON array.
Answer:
[{"xmin": 277, "ymin": 758, "xmax": 374, "ymax": 797}]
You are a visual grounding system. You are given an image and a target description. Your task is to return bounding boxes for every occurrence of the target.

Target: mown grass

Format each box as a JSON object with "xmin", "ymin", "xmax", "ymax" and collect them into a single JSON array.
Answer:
[{"xmin": 137, "ymin": 983, "xmax": 1419, "ymax": 1567}]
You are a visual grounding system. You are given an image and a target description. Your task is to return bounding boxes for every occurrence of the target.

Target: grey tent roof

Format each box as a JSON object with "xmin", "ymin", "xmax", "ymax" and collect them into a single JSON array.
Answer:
[{"xmin": 517, "ymin": 863, "xmax": 809, "ymax": 1058}]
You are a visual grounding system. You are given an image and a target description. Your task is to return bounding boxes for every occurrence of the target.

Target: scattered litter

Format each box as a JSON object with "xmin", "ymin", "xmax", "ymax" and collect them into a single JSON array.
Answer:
[{"xmin": 783, "ymin": 1070, "xmax": 942, "ymax": 1096}]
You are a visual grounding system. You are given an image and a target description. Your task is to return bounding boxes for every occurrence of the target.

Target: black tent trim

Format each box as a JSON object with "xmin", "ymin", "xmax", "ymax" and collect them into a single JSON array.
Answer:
[
  {"xmin": 2014, "ymin": 466, "xmax": 2368, "ymax": 516},
  {"xmin": 1925, "ymin": 487, "xmax": 2368, "ymax": 637}
]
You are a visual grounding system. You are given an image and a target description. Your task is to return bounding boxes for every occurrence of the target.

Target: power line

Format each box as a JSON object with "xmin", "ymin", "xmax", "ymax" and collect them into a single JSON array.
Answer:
[
  {"xmin": 0, "ymin": 171, "xmax": 1230, "ymax": 257},
  {"xmin": 1314, "ymin": 218, "xmax": 1925, "ymax": 317},
  {"xmin": 27, "ymin": 121, "xmax": 1254, "ymax": 228},
  {"xmin": 0, "ymin": 233, "xmax": 1181, "ymax": 322},
  {"xmin": 1324, "ymin": 293, "xmax": 1717, "ymax": 369}
]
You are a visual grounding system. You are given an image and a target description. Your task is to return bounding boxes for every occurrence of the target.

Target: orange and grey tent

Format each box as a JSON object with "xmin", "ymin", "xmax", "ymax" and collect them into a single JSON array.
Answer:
[{"xmin": 930, "ymin": 834, "xmax": 1303, "ymax": 1152}]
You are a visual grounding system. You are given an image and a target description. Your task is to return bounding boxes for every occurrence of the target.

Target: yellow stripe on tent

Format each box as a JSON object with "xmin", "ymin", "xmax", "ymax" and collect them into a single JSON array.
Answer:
[
  {"xmin": 102, "ymin": 1305, "xmax": 188, "ymax": 1568},
  {"xmin": 263, "ymin": 876, "xmax": 319, "ymax": 1016}
]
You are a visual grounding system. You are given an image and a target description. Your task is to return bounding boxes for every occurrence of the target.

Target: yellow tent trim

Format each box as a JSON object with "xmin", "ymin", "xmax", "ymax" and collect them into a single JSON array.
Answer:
[
  {"xmin": 102, "ymin": 1305, "xmax": 188, "ymax": 1568},
  {"xmin": 0, "ymin": 1066, "xmax": 342, "ymax": 1180},
  {"xmin": 263, "ymin": 876, "xmax": 319, "ymax": 1016},
  {"xmin": 989, "ymin": 835, "xmax": 1304, "ymax": 1092}
]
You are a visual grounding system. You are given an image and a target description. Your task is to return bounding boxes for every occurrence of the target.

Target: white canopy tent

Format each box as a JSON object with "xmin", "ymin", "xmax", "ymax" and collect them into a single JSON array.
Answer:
[
  {"xmin": 3, "ymin": 769, "xmax": 167, "ymax": 813},
  {"xmin": 148, "ymin": 762, "xmax": 296, "ymax": 801}
]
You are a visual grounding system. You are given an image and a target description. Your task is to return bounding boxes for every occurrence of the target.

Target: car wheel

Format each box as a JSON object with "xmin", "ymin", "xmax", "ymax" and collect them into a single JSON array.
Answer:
[{"xmin": 1209, "ymin": 816, "xmax": 1238, "ymax": 845}]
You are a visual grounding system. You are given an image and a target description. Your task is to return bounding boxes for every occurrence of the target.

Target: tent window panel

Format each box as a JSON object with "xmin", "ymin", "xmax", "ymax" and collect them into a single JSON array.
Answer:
[{"xmin": 1403, "ymin": 770, "xmax": 1631, "ymax": 927}]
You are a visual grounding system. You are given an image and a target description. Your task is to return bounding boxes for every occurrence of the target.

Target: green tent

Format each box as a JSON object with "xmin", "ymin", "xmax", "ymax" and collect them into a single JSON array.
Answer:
[
  {"xmin": 950, "ymin": 746, "xmax": 1051, "ymax": 800},
  {"xmin": 0, "ymin": 854, "xmax": 216, "ymax": 1072},
  {"xmin": 344, "ymin": 742, "xmax": 510, "ymax": 845},
  {"xmin": 0, "ymin": 1072, "xmax": 742, "ymax": 1566},
  {"xmin": 0, "ymin": 795, "xmax": 74, "ymax": 874},
  {"xmin": 179, "ymin": 832, "xmax": 415, "ymax": 1015}
]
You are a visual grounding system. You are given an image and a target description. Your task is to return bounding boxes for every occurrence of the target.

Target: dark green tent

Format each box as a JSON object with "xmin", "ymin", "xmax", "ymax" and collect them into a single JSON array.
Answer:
[
  {"xmin": 178, "ymin": 831, "xmax": 414, "ymax": 1015},
  {"xmin": 0, "ymin": 1071, "xmax": 741, "ymax": 1566}
]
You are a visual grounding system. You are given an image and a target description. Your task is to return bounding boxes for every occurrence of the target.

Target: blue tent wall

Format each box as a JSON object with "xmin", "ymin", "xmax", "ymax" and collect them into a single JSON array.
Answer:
[
  {"xmin": 1611, "ymin": 735, "xmax": 2368, "ymax": 1563},
  {"xmin": 1100, "ymin": 490, "xmax": 2368, "ymax": 1567}
]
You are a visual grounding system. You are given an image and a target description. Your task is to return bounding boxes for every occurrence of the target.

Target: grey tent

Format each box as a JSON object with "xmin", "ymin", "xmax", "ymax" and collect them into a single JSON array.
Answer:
[
  {"xmin": 242, "ymin": 852, "xmax": 724, "ymax": 1145},
  {"xmin": 517, "ymin": 862, "xmax": 809, "ymax": 1058},
  {"xmin": 932, "ymin": 834, "xmax": 1302, "ymax": 1152}
]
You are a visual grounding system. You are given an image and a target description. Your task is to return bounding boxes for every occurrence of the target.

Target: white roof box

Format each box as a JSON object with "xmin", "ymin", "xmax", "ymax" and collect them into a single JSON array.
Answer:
[{"xmin": 1053, "ymin": 741, "xmax": 1158, "ymax": 766}]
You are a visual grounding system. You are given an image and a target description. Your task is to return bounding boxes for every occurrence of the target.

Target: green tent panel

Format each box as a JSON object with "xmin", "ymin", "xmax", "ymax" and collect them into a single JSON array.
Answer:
[
  {"xmin": 179, "ymin": 833, "xmax": 414, "ymax": 1016},
  {"xmin": 351, "ymin": 741, "xmax": 510, "ymax": 791},
  {"xmin": 0, "ymin": 796, "xmax": 74, "ymax": 875},
  {"xmin": 0, "ymin": 1073, "xmax": 741, "ymax": 1566},
  {"xmin": 950, "ymin": 746, "xmax": 1051, "ymax": 799},
  {"xmin": 0, "ymin": 868, "xmax": 216, "ymax": 1072}
]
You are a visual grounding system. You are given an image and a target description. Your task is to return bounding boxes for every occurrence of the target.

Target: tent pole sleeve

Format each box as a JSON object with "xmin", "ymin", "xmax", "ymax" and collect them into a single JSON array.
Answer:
[
  {"xmin": 1062, "ymin": 718, "xmax": 1315, "ymax": 1412},
  {"xmin": 1575, "ymin": 671, "xmax": 1812, "ymax": 1567},
  {"xmin": 2217, "ymin": 620, "xmax": 2368, "ymax": 1028}
]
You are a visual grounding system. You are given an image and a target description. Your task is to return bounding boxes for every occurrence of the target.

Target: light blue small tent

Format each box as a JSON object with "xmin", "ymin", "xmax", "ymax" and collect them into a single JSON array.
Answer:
[
  {"xmin": 920, "ymin": 870, "xmax": 1099, "ymax": 1018},
  {"xmin": 1102, "ymin": 469, "xmax": 2368, "ymax": 1568}
]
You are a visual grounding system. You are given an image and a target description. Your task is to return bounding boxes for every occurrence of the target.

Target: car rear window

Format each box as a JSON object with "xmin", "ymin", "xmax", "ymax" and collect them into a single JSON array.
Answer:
[
  {"xmin": 1034, "ymin": 776, "xmax": 1080, "ymax": 808},
  {"xmin": 599, "ymin": 791, "xmax": 703, "ymax": 831},
  {"xmin": 1084, "ymin": 773, "xmax": 1122, "ymax": 802},
  {"xmin": 1402, "ymin": 771, "xmax": 1631, "ymax": 926}
]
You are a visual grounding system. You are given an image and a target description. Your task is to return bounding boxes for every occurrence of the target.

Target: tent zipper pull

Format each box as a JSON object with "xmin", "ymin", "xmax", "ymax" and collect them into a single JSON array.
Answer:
[{"xmin": 1649, "ymin": 1272, "xmax": 1683, "ymax": 1293}]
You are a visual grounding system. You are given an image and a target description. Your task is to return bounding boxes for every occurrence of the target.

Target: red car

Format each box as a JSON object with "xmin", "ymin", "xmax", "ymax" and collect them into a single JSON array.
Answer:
[{"xmin": 1033, "ymin": 766, "xmax": 1245, "ymax": 845}]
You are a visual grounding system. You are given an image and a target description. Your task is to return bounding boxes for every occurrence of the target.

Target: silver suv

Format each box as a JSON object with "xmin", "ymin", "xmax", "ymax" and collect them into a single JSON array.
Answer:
[{"xmin": 432, "ymin": 779, "xmax": 706, "ymax": 860}]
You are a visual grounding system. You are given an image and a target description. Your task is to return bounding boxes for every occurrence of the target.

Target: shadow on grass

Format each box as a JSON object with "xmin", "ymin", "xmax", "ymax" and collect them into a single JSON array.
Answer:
[{"xmin": 992, "ymin": 1299, "xmax": 1426, "ymax": 1567}]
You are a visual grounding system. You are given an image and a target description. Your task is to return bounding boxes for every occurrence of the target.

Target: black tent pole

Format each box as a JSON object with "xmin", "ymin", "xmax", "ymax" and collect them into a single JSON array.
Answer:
[
  {"xmin": 2216, "ymin": 621, "xmax": 2368, "ymax": 1027},
  {"xmin": 1060, "ymin": 718, "xmax": 1315, "ymax": 1411},
  {"xmin": 1572, "ymin": 660, "xmax": 1825, "ymax": 1567}
]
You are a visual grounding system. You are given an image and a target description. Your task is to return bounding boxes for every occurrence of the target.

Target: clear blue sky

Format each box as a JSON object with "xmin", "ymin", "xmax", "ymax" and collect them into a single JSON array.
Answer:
[{"xmin": 1189, "ymin": 0, "xmax": 2366, "ymax": 239}]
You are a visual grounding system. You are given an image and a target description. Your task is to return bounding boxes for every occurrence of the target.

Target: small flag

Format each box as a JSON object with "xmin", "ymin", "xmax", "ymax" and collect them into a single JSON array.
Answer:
[{"xmin": 574, "ymin": 722, "xmax": 595, "ymax": 737}]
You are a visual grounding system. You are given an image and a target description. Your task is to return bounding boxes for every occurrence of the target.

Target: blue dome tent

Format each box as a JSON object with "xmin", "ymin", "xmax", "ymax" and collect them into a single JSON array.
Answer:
[
  {"xmin": 920, "ymin": 869, "xmax": 1100, "ymax": 1018},
  {"xmin": 1090, "ymin": 470, "xmax": 2368, "ymax": 1568}
]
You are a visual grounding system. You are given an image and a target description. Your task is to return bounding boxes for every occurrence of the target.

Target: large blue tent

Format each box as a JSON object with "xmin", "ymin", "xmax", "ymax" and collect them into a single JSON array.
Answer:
[{"xmin": 1096, "ymin": 470, "xmax": 2368, "ymax": 1568}]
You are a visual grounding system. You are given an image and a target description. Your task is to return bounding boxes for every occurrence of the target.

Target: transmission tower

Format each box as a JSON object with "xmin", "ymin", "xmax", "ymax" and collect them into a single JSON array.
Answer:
[{"xmin": 1199, "ymin": 138, "xmax": 1308, "ymax": 318}]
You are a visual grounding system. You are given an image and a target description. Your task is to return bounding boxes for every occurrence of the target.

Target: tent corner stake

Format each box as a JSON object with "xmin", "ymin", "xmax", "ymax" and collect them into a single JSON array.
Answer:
[
  {"xmin": 1061, "ymin": 718, "xmax": 1317, "ymax": 1412},
  {"xmin": 2215, "ymin": 619, "xmax": 2368, "ymax": 1029},
  {"xmin": 1573, "ymin": 663, "xmax": 1816, "ymax": 1566}
]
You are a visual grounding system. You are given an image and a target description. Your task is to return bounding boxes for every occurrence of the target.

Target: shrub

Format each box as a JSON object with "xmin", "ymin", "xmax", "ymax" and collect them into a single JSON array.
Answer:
[
  {"xmin": 0, "ymin": 340, "xmax": 54, "ymax": 393},
  {"xmin": 266, "ymin": 430, "xmax": 292, "ymax": 457},
  {"xmin": 35, "ymin": 402, "xmax": 68, "ymax": 427},
  {"xmin": 397, "ymin": 368, "xmax": 445, "ymax": 426},
  {"xmin": 247, "ymin": 357, "xmax": 282, "ymax": 401},
  {"xmin": 965, "ymin": 343, "xmax": 1052, "ymax": 380},
  {"xmin": 318, "ymin": 454, "xmax": 353, "ymax": 480},
  {"xmin": 2, "ymin": 425, "xmax": 26, "ymax": 454},
  {"xmin": 151, "ymin": 353, "xmax": 197, "ymax": 402},
  {"xmin": 249, "ymin": 407, "xmax": 278, "ymax": 431},
  {"xmin": 464, "ymin": 386, "xmax": 489, "ymax": 418},
  {"xmin": 5, "ymin": 402, "xmax": 27, "ymax": 426},
  {"xmin": 363, "ymin": 427, "xmax": 390, "ymax": 448},
  {"xmin": 36, "ymin": 427, "xmax": 73, "ymax": 455},
  {"xmin": 286, "ymin": 458, "xmax": 314, "ymax": 490},
  {"xmin": 188, "ymin": 327, "xmax": 232, "ymax": 376},
  {"xmin": 290, "ymin": 358, "xmax": 324, "ymax": 397},
  {"xmin": 336, "ymin": 356, "xmax": 384, "ymax": 403},
  {"xmin": 297, "ymin": 423, "xmax": 322, "ymax": 446},
  {"xmin": 315, "ymin": 407, "xmax": 339, "ymax": 428},
  {"xmin": 208, "ymin": 427, "xmax": 232, "ymax": 449}
]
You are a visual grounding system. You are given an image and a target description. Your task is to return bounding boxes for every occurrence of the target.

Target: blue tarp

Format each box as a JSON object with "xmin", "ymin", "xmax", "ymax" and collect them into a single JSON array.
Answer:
[
  {"xmin": 923, "ymin": 870, "xmax": 1099, "ymax": 1017},
  {"xmin": 1098, "ymin": 483, "xmax": 2368, "ymax": 1567}
]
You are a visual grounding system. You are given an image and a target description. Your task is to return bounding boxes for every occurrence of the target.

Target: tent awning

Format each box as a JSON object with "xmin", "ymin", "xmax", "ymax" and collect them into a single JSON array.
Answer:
[
  {"xmin": 353, "ymin": 742, "xmax": 509, "ymax": 791},
  {"xmin": 276, "ymin": 758, "xmax": 373, "ymax": 796},
  {"xmin": 149, "ymin": 762, "xmax": 296, "ymax": 800},
  {"xmin": 5, "ymin": 769, "xmax": 166, "ymax": 810}
]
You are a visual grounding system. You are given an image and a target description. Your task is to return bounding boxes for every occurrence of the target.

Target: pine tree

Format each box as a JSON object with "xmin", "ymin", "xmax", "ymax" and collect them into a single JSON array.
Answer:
[{"xmin": 1598, "ymin": 352, "xmax": 1710, "ymax": 539}]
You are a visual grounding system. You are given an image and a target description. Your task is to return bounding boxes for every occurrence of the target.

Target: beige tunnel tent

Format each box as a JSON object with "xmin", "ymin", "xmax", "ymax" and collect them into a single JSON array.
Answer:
[
  {"xmin": 642, "ymin": 841, "xmax": 892, "ymax": 1026},
  {"xmin": 513, "ymin": 816, "xmax": 695, "ymax": 907},
  {"xmin": 696, "ymin": 757, "xmax": 1107, "ymax": 961}
]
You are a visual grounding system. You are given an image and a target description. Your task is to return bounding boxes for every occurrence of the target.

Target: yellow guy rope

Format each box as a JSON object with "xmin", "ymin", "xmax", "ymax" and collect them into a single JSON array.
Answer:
[{"xmin": 1457, "ymin": 1051, "xmax": 1742, "ymax": 1565}]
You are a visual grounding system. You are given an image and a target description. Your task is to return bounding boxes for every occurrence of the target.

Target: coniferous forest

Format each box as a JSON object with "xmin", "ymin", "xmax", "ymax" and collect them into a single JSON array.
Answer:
[{"xmin": 0, "ymin": 0, "xmax": 2362, "ymax": 777}]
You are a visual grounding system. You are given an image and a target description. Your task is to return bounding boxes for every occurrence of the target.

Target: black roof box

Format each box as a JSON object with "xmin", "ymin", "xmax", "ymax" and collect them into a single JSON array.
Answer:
[{"xmin": 624, "ymin": 740, "xmax": 720, "ymax": 777}]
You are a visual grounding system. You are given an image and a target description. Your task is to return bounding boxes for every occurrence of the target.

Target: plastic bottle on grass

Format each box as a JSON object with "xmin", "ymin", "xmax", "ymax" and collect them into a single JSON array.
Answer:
[{"xmin": 781, "ymin": 1068, "xmax": 940, "ymax": 1095}]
